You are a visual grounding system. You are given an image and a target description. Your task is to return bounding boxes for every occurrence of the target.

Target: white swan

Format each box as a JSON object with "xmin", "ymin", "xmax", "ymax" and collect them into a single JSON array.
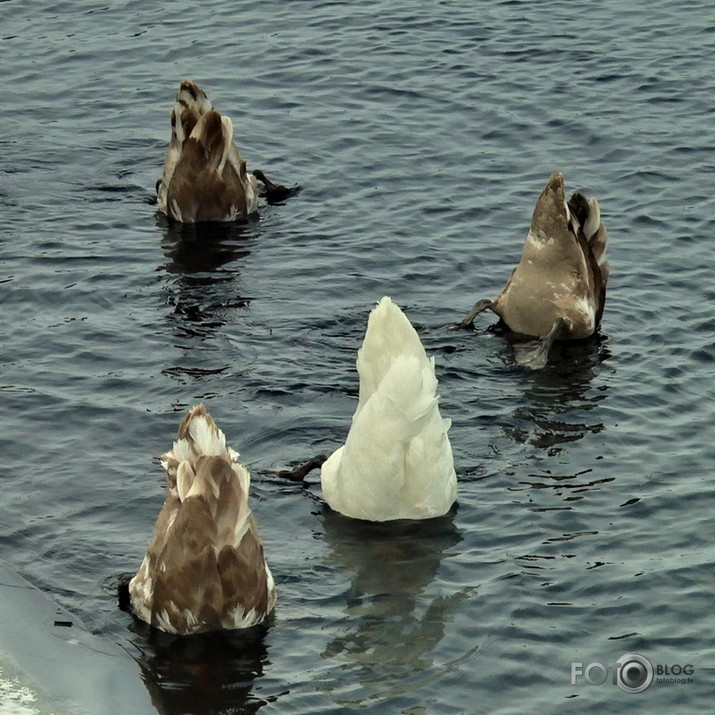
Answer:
[
  {"xmin": 321, "ymin": 297, "xmax": 457, "ymax": 521},
  {"xmin": 129, "ymin": 404, "xmax": 276, "ymax": 634}
]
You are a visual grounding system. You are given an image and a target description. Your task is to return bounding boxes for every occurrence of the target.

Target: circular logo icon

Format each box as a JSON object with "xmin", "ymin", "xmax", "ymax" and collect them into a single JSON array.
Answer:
[{"xmin": 615, "ymin": 653, "xmax": 654, "ymax": 693}]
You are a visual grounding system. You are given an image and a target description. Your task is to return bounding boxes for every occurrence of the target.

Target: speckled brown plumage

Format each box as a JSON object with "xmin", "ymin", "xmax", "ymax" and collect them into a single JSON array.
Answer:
[{"xmin": 129, "ymin": 405, "xmax": 276, "ymax": 635}]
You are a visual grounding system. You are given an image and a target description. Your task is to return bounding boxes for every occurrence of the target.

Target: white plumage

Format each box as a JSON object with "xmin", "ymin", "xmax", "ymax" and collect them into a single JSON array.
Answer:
[{"xmin": 321, "ymin": 297, "xmax": 457, "ymax": 521}]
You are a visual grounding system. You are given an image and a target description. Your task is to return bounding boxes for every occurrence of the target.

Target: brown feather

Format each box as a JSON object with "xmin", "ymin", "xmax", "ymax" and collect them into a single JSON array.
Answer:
[
  {"xmin": 490, "ymin": 172, "xmax": 609, "ymax": 339},
  {"xmin": 129, "ymin": 405, "xmax": 275, "ymax": 634},
  {"xmin": 156, "ymin": 80, "xmax": 258, "ymax": 222}
]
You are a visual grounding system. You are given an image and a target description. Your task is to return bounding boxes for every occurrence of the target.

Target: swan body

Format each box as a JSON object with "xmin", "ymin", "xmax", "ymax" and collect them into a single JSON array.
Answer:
[
  {"xmin": 457, "ymin": 171, "xmax": 609, "ymax": 367},
  {"xmin": 156, "ymin": 80, "xmax": 259, "ymax": 223},
  {"xmin": 129, "ymin": 404, "xmax": 276, "ymax": 634},
  {"xmin": 321, "ymin": 297, "xmax": 457, "ymax": 521}
]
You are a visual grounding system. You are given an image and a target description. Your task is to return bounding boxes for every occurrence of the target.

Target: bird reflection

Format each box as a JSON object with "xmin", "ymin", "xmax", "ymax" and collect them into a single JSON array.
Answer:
[
  {"xmin": 505, "ymin": 332, "xmax": 611, "ymax": 451},
  {"xmin": 317, "ymin": 508, "xmax": 469, "ymax": 705},
  {"xmin": 502, "ymin": 333, "xmax": 614, "ymax": 508},
  {"xmin": 128, "ymin": 617, "xmax": 274, "ymax": 714},
  {"xmin": 158, "ymin": 215, "xmax": 257, "ymax": 340}
]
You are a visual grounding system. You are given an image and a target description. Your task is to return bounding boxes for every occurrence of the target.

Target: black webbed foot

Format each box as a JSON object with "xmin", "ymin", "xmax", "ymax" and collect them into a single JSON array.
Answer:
[
  {"xmin": 450, "ymin": 298, "xmax": 494, "ymax": 330},
  {"xmin": 276, "ymin": 454, "xmax": 327, "ymax": 482},
  {"xmin": 253, "ymin": 169, "xmax": 299, "ymax": 203}
]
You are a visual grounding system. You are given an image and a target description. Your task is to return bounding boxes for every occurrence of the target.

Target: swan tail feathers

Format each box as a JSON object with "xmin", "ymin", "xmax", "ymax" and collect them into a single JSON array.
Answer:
[
  {"xmin": 187, "ymin": 111, "xmax": 233, "ymax": 174},
  {"xmin": 175, "ymin": 79, "xmax": 213, "ymax": 115}
]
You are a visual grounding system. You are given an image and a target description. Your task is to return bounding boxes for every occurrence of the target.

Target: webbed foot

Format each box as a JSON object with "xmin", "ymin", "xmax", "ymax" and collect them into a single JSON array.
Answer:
[
  {"xmin": 253, "ymin": 169, "xmax": 299, "ymax": 203},
  {"xmin": 450, "ymin": 298, "xmax": 494, "ymax": 330},
  {"xmin": 276, "ymin": 454, "xmax": 327, "ymax": 482},
  {"xmin": 513, "ymin": 318, "xmax": 566, "ymax": 370}
]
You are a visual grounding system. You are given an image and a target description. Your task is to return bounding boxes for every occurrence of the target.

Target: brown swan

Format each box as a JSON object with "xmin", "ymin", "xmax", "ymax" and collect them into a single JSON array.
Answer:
[
  {"xmin": 156, "ymin": 80, "xmax": 293, "ymax": 223},
  {"xmin": 456, "ymin": 171, "xmax": 609, "ymax": 368},
  {"xmin": 129, "ymin": 404, "xmax": 276, "ymax": 634}
]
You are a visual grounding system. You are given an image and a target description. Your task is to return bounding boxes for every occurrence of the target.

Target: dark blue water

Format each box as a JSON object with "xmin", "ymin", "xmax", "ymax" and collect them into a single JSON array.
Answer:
[{"xmin": 3, "ymin": 0, "xmax": 714, "ymax": 712}]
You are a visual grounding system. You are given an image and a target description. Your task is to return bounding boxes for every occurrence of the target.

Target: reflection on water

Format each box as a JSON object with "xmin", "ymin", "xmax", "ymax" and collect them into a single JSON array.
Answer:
[
  {"xmin": 504, "ymin": 335, "xmax": 613, "ymax": 508},
  {"xmin": 509, "ymin": 465, "xmax": 616, "ymax": 510},
  {"xmin": 159, "ymin": 216, "xmax": 257, "ymax": 340},
  {"xmin": 317, "ymin": 509, "xmax": 470, "ymax": 706},
  {"xmin": 505, "ymin": 334, "xmax": 611, "ymax": 451},
  {"xmin": 129, "ymin": 617, "xmax": 274, "ymax": 714}
]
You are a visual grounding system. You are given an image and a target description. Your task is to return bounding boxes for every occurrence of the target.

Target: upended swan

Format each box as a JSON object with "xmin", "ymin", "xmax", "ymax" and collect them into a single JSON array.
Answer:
[
  {"xmin": 129, "ymin": 404, "xmax": 276, "ymax": 634},
  {"xmin": 156, "ymin": 80, "xmax": 293, "ymax": 223},
  {"xmin": 456, "ymin": 171, "xmax": 609, "ymax": 369},
  {"xmin": 321, "ymin": 297, "xmax": 457, "ymax": 521}
]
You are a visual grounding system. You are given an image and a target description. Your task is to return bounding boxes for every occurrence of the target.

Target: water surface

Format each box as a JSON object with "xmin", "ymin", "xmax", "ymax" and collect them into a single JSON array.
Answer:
[{"xmin": 2, "ymin": 0, "xmax": 714, "ymax": 711}]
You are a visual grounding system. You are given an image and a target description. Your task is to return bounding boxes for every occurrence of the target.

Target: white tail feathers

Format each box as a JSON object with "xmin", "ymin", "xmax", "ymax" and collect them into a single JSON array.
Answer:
[
  {"xmin": 355, "ymin": 296, "xmax": 430, "ymax": 418},
  {"xmin": 161, "ymin": 404, "xmax": 242, "ymax": 489},
  {"xmin": 373, "ymin": 356, "xmax": 439, "ymax": 436},
  {"xmin": 186, "ymin": 413, "xmax": 227, "ymax": 457},
  {"xmin": 321, "ymin": 297, "xmax": 456, "ymax": 521}
]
